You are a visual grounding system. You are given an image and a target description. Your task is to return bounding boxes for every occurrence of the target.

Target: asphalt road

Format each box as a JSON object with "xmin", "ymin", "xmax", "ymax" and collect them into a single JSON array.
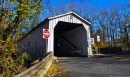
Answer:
[{"xmin": 57, "ymin": 57, "xmax": 130, "ymax": 77}]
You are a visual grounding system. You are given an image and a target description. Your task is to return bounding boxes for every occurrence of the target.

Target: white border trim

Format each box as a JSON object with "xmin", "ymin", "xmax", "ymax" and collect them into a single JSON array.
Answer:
[{"xmin": 48, "ymin": 12, "xmax": 91, "ymax": 25}]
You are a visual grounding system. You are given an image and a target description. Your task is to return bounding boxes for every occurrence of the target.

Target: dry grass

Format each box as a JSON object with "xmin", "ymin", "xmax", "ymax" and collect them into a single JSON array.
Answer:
[
  {"xmin": 93, "ymin": 54, "xmax": 130, "ymax": 61},
  {"xmin": 45, "ymin": 59, "xmax": 67, "ymax": 77},
  {"xmin": 106, "ymin": 56, "xmax": 130, "ymax": 61},
  {"xmin": 92, "ymin": 54, "xmax": 105, "ymax": 58}
]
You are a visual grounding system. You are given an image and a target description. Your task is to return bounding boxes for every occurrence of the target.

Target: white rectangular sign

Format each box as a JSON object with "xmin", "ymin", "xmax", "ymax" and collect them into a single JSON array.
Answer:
[
  {"xmin": 90, "ymin": 38, "xmax": 94, "ymax": 44},
  {"xmin": 97, "ymin": 35, "xmax": 100, "ymax": 42}
]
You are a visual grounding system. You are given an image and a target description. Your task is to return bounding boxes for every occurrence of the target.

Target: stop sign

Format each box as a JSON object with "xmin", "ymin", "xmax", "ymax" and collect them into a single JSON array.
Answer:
[{"xmin": 43, "ymin": 29, "xmax": 50, "ymax": 39}]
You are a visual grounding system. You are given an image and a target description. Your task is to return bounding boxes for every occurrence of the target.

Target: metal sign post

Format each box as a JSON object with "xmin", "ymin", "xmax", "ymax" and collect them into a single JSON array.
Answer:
[
  {"xmin": 98, "ymin": 41, "xmax": 100, "ymax": 53},
  {"xmin": 97, "ymin": 35, "xmax": 100, "ymax": 54},
  {"xmin": 46, "ymin": 39, "xmax": 48, "ymax": 55}
]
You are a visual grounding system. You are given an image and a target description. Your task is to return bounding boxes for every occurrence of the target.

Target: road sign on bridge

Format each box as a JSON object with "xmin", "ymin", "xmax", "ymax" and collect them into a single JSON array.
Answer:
[{"xmin": 43, "ymin": 29, "xmax": 50, "ymax": 39}]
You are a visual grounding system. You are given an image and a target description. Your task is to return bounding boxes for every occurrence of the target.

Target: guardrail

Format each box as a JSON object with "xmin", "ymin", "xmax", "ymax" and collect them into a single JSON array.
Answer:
[{"xmin": 14, "ymin": 52, "xmax": 53, "ymax": 77}]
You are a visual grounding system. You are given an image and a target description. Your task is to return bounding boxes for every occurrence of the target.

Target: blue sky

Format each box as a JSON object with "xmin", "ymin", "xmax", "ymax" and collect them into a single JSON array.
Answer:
[
  {"xmin": 44, "ymin": 0, "xmax": 130, "ymax": 8},
  {"xmin": 41, "ymin": 0, "xmax": 130, "ymax": 21},
  {"xmin": 42, "ymin": 0, "xmax": 130, "ymax": 31},
  {"xmin": 85, "ymin": 0, "xmax": 130, "ymax": 7}
]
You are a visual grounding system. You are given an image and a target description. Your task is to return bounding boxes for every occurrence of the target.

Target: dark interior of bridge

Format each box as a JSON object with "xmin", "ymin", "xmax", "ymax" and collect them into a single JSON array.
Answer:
[{"xmin": 54, "ymin": 21, "xmax": 87, "ymax": 57}]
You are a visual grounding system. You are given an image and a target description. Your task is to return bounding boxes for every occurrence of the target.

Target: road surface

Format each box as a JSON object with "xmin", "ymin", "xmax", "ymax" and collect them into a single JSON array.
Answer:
[{"xmin": 57, "ymin": 57, "xmax": 130, "ymax": 77}]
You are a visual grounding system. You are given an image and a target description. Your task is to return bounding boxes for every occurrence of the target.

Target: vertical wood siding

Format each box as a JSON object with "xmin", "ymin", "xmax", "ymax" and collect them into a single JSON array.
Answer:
[{"xmin": 18, "ymin": 21, "xmax": 49, "ymax": 60}]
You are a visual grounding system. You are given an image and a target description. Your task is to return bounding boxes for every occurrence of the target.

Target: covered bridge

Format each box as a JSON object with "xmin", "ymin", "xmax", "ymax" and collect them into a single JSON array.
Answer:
[{"xmin": 18, "ymin": 12, "xmax": 92, "ymax": 60}]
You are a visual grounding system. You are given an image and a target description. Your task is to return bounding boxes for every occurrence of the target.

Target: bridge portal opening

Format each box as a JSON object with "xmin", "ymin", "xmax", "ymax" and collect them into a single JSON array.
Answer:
[{"xmin": 54, "ymin": 21, "xmax": 88, "ymax": 57}]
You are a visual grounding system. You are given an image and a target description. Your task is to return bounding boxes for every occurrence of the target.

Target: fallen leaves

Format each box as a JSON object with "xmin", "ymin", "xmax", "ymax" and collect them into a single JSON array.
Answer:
[{"xmin": 45, "ymin": 60, "xmax": 67, "ymax": 77}]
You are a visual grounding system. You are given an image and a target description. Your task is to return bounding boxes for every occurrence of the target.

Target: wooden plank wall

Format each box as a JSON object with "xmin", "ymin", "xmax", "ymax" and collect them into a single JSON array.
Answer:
[{"xmin": 18, "ymin": 21, "xmax": 49, "ymax": 60}]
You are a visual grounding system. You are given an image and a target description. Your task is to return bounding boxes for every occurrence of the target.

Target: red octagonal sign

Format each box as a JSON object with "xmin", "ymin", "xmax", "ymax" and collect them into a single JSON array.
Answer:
[{"xmin": 43, "ymin": 29, "xmax": 50, "ymax": 39}]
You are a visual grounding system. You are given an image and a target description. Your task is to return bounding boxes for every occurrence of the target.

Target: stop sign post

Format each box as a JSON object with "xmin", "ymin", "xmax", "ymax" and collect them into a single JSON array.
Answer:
[{"xmin": 43, "ymin": 29, "xmax": 50, "ymax": 55}]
